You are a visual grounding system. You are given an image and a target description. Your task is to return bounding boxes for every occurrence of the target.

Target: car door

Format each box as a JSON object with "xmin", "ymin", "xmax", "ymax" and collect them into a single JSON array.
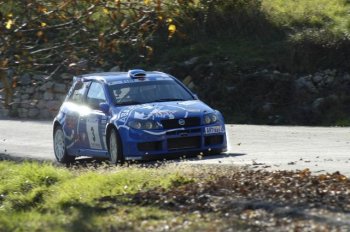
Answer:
[
  {"xmin": 62, "ymin": 80, "xmax": 90, "ymax": 155},
  {"xmin": 84, "ymin": 81, "xmax": 109, "ymax": 154}
]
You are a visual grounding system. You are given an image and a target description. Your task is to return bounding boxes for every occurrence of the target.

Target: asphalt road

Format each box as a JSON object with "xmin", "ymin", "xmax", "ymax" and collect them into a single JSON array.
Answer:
[{"xmin": 0, "ymin": 120, "xmax": 350, "ymax": 176}]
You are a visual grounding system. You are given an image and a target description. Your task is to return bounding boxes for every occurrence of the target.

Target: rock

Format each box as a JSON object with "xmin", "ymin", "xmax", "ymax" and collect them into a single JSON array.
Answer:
[
  {"xmin": 19, "ymin": 74, "xmax": 31, "ymax": 85},
  {"xmin": 12, "ymin": 97, "xmax": 20, "ymax": 103},
  {"xmin": 21, "ymin": 94, "xmax": 30, "ymax": 100},
  {"xmin": 312, "ymin": 75, "xmax": 323, "ymax": 84},
  {"xmin": 110, "ymin": 66, "xmax": 121, "ymax": 72},
  {"xmin": 312, "ymin": 98, "xmax": 325, "ymax": 112},
  {"xmin": 46, "ymin": 100, "xmax": 61, "ymax": 112},
  {"xmin": 324, "ymin": 69, "xmax": 336, "ymax": 76},
  {"xmin": 342, "ymin": 73, "xmax": 350, "ymax": 81},
  {"xmin": 0, "ymin": 108, "xmax": 9, "ymax": 118},
  {"xmin": 64, "ymin": 80, "xmax": 72, "ymax": 85},
  {"xmin": 268, "ymin": 115, "xmax": 284, "ymax": 124},
  {"xmin": 25, "ymin": 87, "xmax": 35, "ymax": 94},
  {"xmin": 327, "ymin": 94, "xmax": 338, "ymax": 101},
  {"xmin": 43, "ymin": 91, "xmax": 54, "ymax": 100},
  {"xmin": 225, "ymin": 86, "xmax": 236, "ymax": 92},
  {"xmin": 40, "ymin": 82, "xmax": 54, "ymax": 91},
  {"xmin": 28, "ymin": 108, "xmax": 39, "ymax": 118},
  {"xmin": 61, "ymin": 73, "xmax": 72, "ymax": 80},
  {"xmin": 32, "ymin": 75, "xmax": 44, "ymax": 81},
  {"xmin": 54, "ymin": 94, "xmax": 66, "ymax": 101},
  {"xmin": 32, "ymin": 91, "xmax": 41, "ymax": 100},
  {"xmin": 53, "ymin": 83, "xmax": 67, "ymax": 93},
  {"xmin": 6, "ymin": 68, "xmax": 15, "ymax": 78},
  {"xmin": 30, "ymin": 100, "xmax": 39, "ymax": 107},
  {"xmin": 325, "ymin": 75, "xmax": 334, "ymax": 84},
  {"xmin": 18, "ymin": 108, "xmax": 28, "ymax": 118},
  {"xmin": 37, "ymin": 100, "xmax": 46, "ymax": 109},
  {"xmin": 20, "ymin": 101, "xmax": 32, "ymax": 109},
  {"xmin": 10, "ymin": 102, "xmax": 19, "ymax": 110},
  {"xmin": 39, "ymin": 109, "xmax": 51, "ymax": 118},
  {"xmin": 184, "ymin": 57, "xmax": 199, "ymax": 66},
  {"xmin": 295, "ymin": 76, "xmax": 318, "ymax": 94},
  {"xmin": 262, "ymin": 103, "xmax": 273, "ymax": 114}
]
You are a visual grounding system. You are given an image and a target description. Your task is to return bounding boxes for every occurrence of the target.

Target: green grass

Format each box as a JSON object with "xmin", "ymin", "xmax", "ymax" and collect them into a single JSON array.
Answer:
[
  {"xmin": 0, "ymin": 161, "xmax": 238, "ymax": 231},
  {"xmin": 161, "ymin": 0, "xmax": 350, "ymax": 72},
  {"xmin": 261, "ymin": 0, "xmax": 350, "ymax": 47}
]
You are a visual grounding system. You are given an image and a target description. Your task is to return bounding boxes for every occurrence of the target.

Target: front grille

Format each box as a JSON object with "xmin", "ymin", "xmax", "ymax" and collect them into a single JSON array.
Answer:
[
  {"xmin": 138, "ymin": 141, "xmax": 162, "ymax": 151},
  {"xmin": 167, "ymin": 136, "xmax": 201, "ymax": 150},
  {"xmin": 205, "ymin": 135, "xmax": 224, "ymax": 146},
  {"xmin": 166, "ymin": 128, "xmax": 201, "ymax": 136},
  {"xmin": 161, "ymin": 117, "xmax": 200, "ymax": 129}
]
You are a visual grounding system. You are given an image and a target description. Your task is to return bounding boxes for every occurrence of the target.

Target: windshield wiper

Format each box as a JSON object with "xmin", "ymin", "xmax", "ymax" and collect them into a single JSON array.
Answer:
[
  {"xmin": 153, "ymin": 98, "xmax": 186, "ymax": 102},
  {"xmin": 116, "ymin": 101, "xmax": 142, "ymax": 106}
]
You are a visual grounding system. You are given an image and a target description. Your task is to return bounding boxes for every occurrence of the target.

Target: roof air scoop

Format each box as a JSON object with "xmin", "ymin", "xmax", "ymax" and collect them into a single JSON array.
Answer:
[{"xmin": 128, "ymin": 69, "xmax": 146, "ymax": 79}]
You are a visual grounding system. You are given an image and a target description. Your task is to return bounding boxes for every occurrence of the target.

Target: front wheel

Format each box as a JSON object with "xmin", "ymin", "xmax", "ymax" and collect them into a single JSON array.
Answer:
[
  {"xmin": 53, "ymin": 125, "xmax": 75, "ymax": 164},
  {"xmin": 108, "ymin": 128, "xmax": 124, "ymax": 165}
]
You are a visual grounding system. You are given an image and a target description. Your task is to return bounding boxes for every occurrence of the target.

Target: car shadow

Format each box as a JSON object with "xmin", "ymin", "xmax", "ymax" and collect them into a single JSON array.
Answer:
[
  {"xmin": 190, "ymin": 152, "xmax": 246, "ymax": 160},
  {"xmin": 65, "ymin": 152, "xmax": 247, "ymax": 168},
  {"xmin": 1, "ymin": 151, "xmax": 246, "ymax": 169}
]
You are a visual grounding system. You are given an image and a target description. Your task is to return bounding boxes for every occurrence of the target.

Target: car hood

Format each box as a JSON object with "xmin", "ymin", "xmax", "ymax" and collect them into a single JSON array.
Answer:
[{"xmin": 111, "ymin": 100, "xmax": 214, "ymax": 124}]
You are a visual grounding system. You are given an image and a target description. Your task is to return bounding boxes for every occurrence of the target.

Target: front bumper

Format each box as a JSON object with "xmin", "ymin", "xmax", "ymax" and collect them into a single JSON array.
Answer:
[{"xmin": 119, "ymin": 123, "xmax": 227, "ymax": 160}]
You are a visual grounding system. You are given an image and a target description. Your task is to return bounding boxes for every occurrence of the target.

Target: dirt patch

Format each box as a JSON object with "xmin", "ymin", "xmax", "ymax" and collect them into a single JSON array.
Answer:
[{"xmin": 134, "ymin": 167, "xmax": 350, "ymax": 231}]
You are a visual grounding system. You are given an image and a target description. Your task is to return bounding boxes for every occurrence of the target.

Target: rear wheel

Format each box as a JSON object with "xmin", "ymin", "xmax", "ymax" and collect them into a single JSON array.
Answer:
[
  {"xmin": 108, "ymin": 128, "xmax": 124, "ymax": 165},
  {"xmin": 53, "ymin": 125, "xmax": 75, "ymax": 163}
]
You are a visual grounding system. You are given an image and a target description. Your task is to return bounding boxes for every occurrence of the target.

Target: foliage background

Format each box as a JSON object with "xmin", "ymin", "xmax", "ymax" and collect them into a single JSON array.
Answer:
[
  {"xmin": 1, "ymin": 0, "xmax": 350, "ymax": 76},
  {"xmin": 1, "ymin": 0, "xmax": 350, "ymax": 125}
]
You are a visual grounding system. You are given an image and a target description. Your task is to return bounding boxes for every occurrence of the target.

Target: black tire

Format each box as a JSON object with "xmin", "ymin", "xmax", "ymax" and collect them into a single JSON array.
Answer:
[
  {"xmin": 108, "ymin": 128, "xmax": 124, "ymax": 165},
  {"xmin": 53, "ymin": 125, "xmax": 75, "ymax": 164}
]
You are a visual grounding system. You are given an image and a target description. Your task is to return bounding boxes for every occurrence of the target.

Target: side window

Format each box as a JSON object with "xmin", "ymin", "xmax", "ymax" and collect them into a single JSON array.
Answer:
[
  {"xmin": 69, "ymin": 81, "xmax": 90, "ymax": 104},
  {"xmin": 86, "ymin": 82, "xmax": 107, "ymax": 109}
]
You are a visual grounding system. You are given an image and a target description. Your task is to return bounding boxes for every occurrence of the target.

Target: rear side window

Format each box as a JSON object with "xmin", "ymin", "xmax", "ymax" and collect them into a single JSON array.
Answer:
[{"xmin": 69, "ymin": 81, "xmax": 90, "ymax": 104}]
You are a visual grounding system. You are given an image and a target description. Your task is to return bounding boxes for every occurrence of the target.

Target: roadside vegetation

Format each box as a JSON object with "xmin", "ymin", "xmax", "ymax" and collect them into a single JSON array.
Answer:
[
  {"xmin": 1, "ymin": 0, "xmax": 350, "ymax": 75},
  {"xmin": 1, "ymin": 0, "xmax": 350, "ymax": 125},
  {"xmin": 1, "ymin": 160, "xmax": 350, "ymax": 231}
]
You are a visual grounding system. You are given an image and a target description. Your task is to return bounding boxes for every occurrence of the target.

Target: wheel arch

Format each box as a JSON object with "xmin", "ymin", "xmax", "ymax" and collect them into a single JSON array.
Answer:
[
  {"xmin": 106, "ymin": 123, "xmax": 125, "ymax": 163},
  {"xmin": 53, "ymin": 120, "xmax": 62, "ymax": 135},
  {"xmin": 106, "ymin": 123, "xmax": 119, "ymax": 150}
]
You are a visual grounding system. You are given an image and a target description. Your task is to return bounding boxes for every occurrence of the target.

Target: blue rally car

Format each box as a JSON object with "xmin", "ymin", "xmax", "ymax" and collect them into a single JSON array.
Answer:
[{"xmin": 53, "ymin": 70, "xmax": 227, "ymax": 164}]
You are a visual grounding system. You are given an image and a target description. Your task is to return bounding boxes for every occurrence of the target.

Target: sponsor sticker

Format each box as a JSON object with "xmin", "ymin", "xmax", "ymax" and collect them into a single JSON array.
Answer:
[{"xmin": 205, "ymin": 125, "xmax": 224, "ymax": 134}]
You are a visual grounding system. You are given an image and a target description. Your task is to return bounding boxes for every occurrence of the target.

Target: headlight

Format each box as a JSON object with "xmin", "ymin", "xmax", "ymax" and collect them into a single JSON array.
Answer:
[
  {"xmin": 203, "ymin": 113, "xmax": 218, "ymax": 125},
  {"xmin": 127, "ymin": 120, "xmax": 160, "ymax": 130}
]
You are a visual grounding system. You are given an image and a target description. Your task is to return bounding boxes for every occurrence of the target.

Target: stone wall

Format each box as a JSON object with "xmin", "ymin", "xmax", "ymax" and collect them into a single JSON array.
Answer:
[
  {"xmin": 168, "ymin": 58, "xmax": 350, "ymax": 125},
  {"xmin": 0, "ymin": 73, "xmax": 72, "ymax": 119},
  {"xmin": 1, "ymin": 67, "xmax": 350, "ymax": 125}
]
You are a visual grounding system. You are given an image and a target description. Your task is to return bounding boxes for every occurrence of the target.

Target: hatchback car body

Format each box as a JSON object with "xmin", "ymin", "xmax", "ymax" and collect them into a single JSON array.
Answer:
[{"xmin": 53, "ymin": 70, "xmax": 227, "ymax": 163}]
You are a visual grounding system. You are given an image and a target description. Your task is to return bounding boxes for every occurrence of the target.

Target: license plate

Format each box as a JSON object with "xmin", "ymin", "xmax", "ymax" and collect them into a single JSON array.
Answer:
[{"xmin": 205, "ymin": 125, "xmax": 224, "ymax": 134}]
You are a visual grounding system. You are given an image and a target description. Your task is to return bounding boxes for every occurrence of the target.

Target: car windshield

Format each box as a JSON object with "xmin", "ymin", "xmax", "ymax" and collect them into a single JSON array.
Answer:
[{"xmin": 109, "ymin": 80, "xmax": 195, "ymax": 105}]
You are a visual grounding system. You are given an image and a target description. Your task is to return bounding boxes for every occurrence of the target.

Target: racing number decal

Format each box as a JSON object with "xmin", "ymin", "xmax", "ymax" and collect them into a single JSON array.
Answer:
[
  {"xmin": 91, "ymin": 127, "xmax": 96, "ymax": 142},
  {"xmin": 86, "ymin": 117, "xmax": 102, "ymax": 149}
]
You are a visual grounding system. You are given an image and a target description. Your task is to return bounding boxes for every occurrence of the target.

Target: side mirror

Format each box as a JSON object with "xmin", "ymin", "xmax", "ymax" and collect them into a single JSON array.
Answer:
[{"xmin": 99, "ymin": 102, "xmax": 110, "ymax": 114}]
